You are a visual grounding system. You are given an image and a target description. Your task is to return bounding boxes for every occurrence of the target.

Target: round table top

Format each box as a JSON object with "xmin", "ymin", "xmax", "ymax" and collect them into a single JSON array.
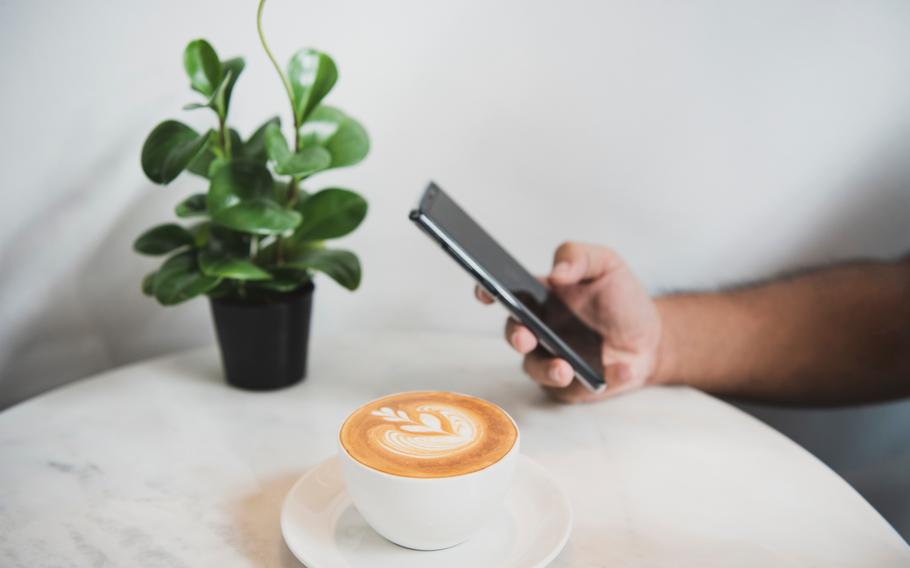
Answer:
[{"xmin": 1, "ymin": 332, "xmax": 907, "ymax": 567}]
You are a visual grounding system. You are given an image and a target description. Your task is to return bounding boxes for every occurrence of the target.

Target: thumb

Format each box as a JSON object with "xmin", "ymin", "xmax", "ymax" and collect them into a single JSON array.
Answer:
[{"xmin": 550, "ymin": 242, "xmax": 621, "ymax": 285}]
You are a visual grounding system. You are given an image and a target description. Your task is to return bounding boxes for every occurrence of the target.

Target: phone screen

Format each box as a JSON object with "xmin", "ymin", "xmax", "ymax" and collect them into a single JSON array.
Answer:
[{"xmin": 416, "ymin": 184, "xmax": 605, "ymax": 387}]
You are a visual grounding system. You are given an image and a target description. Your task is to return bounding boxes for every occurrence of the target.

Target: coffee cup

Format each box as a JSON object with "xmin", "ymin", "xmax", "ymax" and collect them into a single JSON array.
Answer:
[{"xmin": 337, "ymin": 390, "xmax": 520, "ymax": 550}]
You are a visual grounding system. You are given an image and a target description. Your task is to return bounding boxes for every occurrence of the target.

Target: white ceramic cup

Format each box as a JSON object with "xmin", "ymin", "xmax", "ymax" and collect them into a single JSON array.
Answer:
[{"xmin": 337, "ymin": 399, "xmax": 520, "ymax": 551}]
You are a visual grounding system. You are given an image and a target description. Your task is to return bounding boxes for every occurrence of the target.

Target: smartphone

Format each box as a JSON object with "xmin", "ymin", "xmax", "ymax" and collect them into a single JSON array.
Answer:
[{"xmin": 409, "ymin": 182, "xmax": 607, "ymax": 393}]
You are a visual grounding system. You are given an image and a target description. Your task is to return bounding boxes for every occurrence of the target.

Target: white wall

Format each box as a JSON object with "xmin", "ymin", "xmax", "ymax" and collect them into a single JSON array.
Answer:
[{"xmin": 2, "ymin": 0, "xmax": 910, "ymax": 536}]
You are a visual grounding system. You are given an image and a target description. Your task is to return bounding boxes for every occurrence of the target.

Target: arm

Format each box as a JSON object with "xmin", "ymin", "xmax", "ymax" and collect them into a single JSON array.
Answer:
[
  {"xmin": 482, "ymin": 243, "xmax": 910, "ymax": 405},
  {"xmin": 655, "ymin": 259, "xmax": 910, "ymax": 405}
]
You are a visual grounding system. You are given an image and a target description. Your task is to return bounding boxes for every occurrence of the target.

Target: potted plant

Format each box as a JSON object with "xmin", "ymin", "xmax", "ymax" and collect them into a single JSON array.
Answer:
[{"xmin": 134, "ymin": 0, "xmax": 368, "ymax": 390}]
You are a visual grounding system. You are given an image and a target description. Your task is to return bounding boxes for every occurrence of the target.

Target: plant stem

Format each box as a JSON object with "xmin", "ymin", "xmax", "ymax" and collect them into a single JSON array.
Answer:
[
  {"xmin": 218, "ymin": 114, "xmax": 231, "ymax": 158},
  {"xmin": 257, "ymin": 0, "xmax": 303, "ymax": 272},
  {"xmin": 277, "ymin": 176, "xmax": 297, "ymax": 266},
  {"xmin": 257, "ymin": 0, "xmax": 296, "ymax": 127},
  {"xmin": 286, "ymin": 177, "xmax": 298, "ymax": 205}
]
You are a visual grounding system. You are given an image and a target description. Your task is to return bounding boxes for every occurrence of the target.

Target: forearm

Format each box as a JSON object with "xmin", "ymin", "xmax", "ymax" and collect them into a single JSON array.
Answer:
[{"xmin": 653, "ymin": 259, "xmax": 910, "ymax": 405}]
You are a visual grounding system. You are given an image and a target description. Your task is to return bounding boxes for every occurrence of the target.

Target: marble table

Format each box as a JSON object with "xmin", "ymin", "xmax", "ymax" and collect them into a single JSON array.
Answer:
[{"xmin": 1, "ymin": 332, "xmax": 908, "ymax": 567}]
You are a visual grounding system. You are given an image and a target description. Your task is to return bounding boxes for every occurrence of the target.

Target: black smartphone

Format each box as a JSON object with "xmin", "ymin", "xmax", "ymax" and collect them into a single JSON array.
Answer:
[{"xmin": 409, "ymin": 182, "xmax": 607, "ymax": 393}]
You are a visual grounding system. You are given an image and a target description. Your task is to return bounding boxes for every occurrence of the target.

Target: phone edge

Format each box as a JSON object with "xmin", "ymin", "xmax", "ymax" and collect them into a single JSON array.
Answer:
[{"xmin": 409, "ymin": 209, "xmax": 607, "ymax": 394}]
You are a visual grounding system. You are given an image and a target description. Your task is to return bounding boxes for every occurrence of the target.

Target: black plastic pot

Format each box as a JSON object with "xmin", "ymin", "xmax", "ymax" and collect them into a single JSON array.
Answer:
[{"xmin": 209, "ymin": 282, "xmax": 314, "ymax": 391}]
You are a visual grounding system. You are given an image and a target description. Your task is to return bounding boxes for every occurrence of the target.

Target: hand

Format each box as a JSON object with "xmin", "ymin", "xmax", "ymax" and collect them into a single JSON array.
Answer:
[{"xmin": 475, "ymin": 242, "xmax": 662, "ymax": 403}]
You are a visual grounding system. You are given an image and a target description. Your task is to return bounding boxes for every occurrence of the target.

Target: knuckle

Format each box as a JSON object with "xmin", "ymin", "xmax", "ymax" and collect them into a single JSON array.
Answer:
[
  {"xmin": 595, "ymin": 243, "xmax": 614, "ymax": 257},
  {"xmin": 595, "ymin": 245, "xmax": 623, "ymax": 269},
  {"xmin": 556, "ymin": 241, "xmax": 581, "ymax": 257}
]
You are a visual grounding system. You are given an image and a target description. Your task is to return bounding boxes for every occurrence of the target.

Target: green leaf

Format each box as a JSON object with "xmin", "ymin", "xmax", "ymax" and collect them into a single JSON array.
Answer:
[
  {"xmin": 206, "ymin": 279, "xmax": 237, "ymax": 299},
  {"xmin": 237, "ymin": 116, "xmax": 280, "ymax": 164},
  {"xmin": 183, "ymin": 39, "xmax": 222, "ymax": 97},
  {"xmin": 299, "ymin": 106, "xmax": 369, "ymax": 169},
  {"xmin": 175, "ymin": 193, "xmax": 208, "ymax": 218},
  {"xmin": 211, "ymin": 199, "xmax": 302, "ymax": 235},
  {"xmin": 182, "ymin": 63, "xmax": 240, "ymax": 117},
  {"xmin": 141, "ymin": 272, "xmax": 157, "ymax": 296},
  {"xmin": 249, "ymin": 268, "xmax": 309, "ymax": 292},
  {"xmin": 208, "ymin": 223, "xmax": 250, "ymax": 255},
  {"xmin": 153, "ymin": 251, "xmax": 221, "ymax": 305},
  {"xmin": 189, "ymin": 222, "xmax": 211, "ymax": 247},
  {"xmin": 187, "ymin": 130, "xmax": 241, "ymax": 179},
  {"xmin": 206, "ymin": 161, "xmax": 274, "ymax": 214},
  {"xmin": 141, "ymin": 121, "xmax": 212, "ymax": 184},
  {"xmin": 207, "ymin": 69, "xmax": 233, "ymax": 113},
  {"xmin": 186, "ymin": 131, "xmax": 218, "ymax": 177},
  {"xmin": 278, "ymin": 146, "xmax": 331, "ymax": 177},
  {"xmin": 293, "ymin": 188, "xmax": 367, "ymax": 241},
  {"xmin": 133, "ymin": 224, "xmax": 194, "ymax": 255},
  {"xmin": 287, "ymin": 49, "xmax": 338, "ymax": 125},
  {"xmin": 264, "ymin": 122, "xmax": 331, "ymax": 176},
  {"xmin": 284, "ymin": 247, "xmax": 361, "ymax": 290},
  {"xmin": 199, "ymin": 248, "xmax": 272, "ymax": 281},
  {"xmin": 217, "ymin": 57, "xmax": 245, "ymax": 117}
]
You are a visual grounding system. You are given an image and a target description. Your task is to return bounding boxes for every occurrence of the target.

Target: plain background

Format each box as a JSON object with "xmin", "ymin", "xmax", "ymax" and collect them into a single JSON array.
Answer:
[{"xmin": 1, "ymin": 0, "xmax": 909, "ymax": 538}]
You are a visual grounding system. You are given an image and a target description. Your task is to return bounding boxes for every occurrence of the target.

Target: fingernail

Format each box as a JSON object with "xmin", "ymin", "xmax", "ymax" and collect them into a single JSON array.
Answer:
[
  {"xmin": 553, "ymin": 262, "xmax": 571, "ymax": 277},
  {"xmin": 549, "ymin": 366, "xmax": 563, "ymax": 382}
]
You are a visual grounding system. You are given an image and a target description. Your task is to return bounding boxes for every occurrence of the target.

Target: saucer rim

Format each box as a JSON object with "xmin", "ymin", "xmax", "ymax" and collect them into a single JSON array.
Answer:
[{"xmin": 280, "ymin": 453, "xmax": 572, "ymax": 568}]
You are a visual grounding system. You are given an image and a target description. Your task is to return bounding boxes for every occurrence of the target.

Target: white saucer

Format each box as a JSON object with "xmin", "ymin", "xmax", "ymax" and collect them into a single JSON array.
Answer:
[{"xmin": 281, "ymin": 454, "xmax": 572, "ymax": 568}]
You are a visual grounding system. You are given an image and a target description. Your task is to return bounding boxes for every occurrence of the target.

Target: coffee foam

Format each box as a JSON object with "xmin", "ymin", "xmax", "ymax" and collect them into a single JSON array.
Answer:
[{"xmin": 340, "ymin": 391, "xmax": 518, "ymax": 478}]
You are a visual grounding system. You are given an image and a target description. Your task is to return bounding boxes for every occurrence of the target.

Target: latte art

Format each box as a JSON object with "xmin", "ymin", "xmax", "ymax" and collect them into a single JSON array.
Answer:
[
  {"xmin": 340, "ymin": 391, "xmax": 518, "ymax": 478},
  {"xmin": 370, "ymin": 404, "xmax": 480, "ymax": 459}
]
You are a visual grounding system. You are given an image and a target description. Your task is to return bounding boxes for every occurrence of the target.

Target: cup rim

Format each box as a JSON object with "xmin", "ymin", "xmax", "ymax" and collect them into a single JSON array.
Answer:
[{"xmin": 337, "ymin": 390, "xmax": 520, "ymax": 481}]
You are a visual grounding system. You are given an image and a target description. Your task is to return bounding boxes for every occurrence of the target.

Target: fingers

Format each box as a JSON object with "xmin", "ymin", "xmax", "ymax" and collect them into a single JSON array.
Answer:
[
  {"xmin": 513, "ymin": 343, "xmax": 637, "ymax": 403},
  {"xmin": 550, "ymin": 242, "xmax": 622, "ymax": 286},
  {"xmin": 543, "ymin": 381, "xmax": 602, "ymax": 404},
  {"xmin": 504, "ymin": 318, "xmax": 537, "ymax": 354},
  {"xmin": 544, "ymin": 363, "xmax": 633, "ymax": 403},
  {"xmin": 474, "ymin": 284, "xmax": 495, "ymax": 304},
  {"xmin": 521, "ymin": 352, "xmax": 574, "ymax": 388}
]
